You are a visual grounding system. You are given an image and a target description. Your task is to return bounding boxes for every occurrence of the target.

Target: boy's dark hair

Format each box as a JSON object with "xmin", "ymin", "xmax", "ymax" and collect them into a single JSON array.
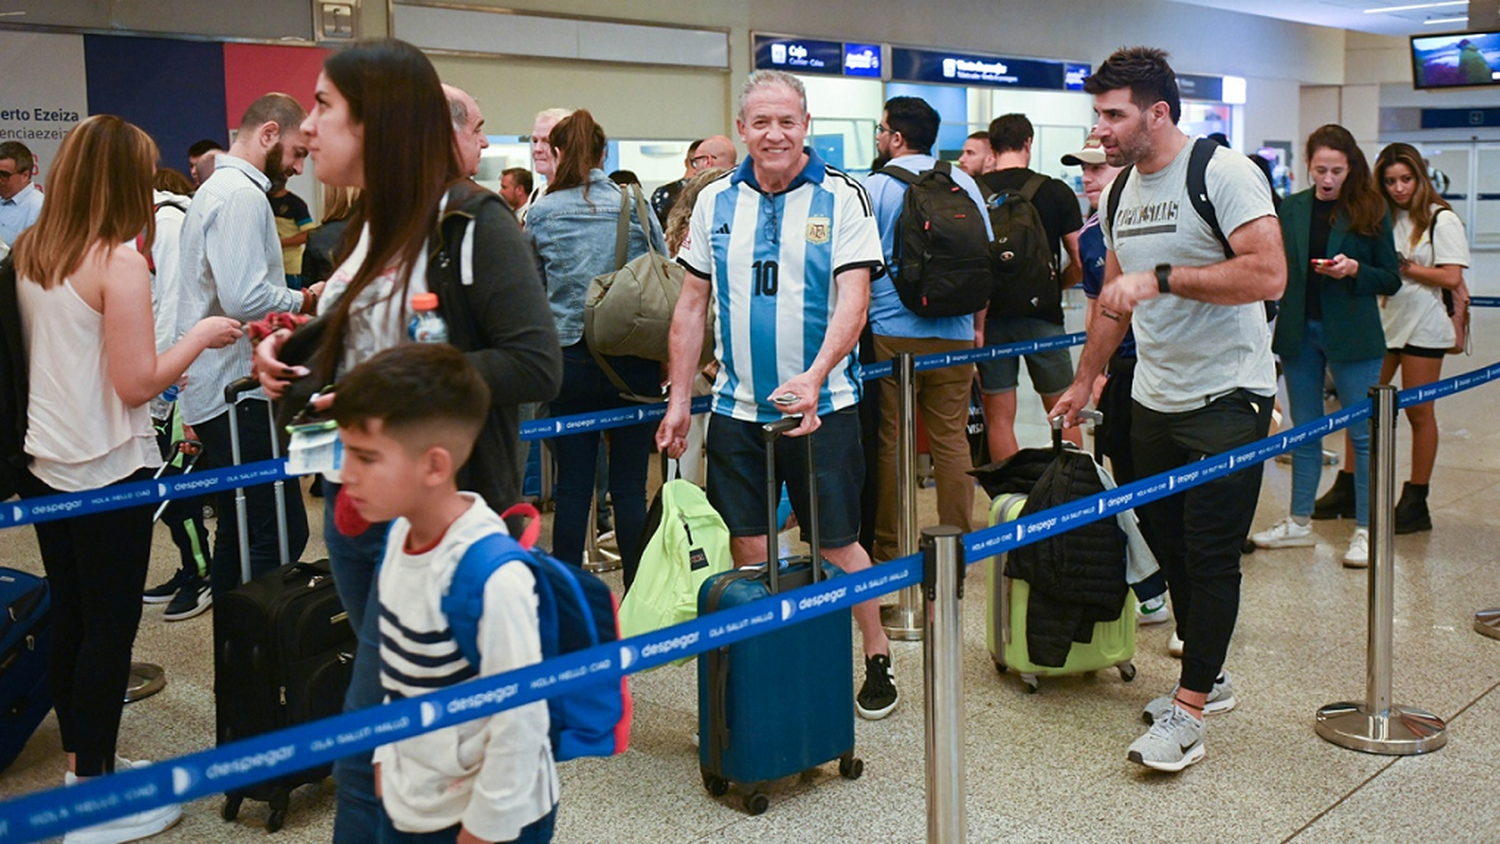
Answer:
[
  {"xmin": 987, "ymin": 114, "xmax": 1033, "ymax": 154},
  {"xmin": 333, "ymin": 344, "xmax": 491, "ymax": 455},
  {"xmin": 1082, "ymin": 46, "xmax": 1182, "ymax": 125},
  {"xmin": 883, "ymin": 96, "xmax": 939, "ymax": 154},
  {"xmin": 186, "ymin": 138, "xmax": 223, "ymax": 158}
]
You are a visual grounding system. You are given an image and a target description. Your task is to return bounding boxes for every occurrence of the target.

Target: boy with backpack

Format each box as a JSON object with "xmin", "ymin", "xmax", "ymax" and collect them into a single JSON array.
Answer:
[{"xmin": 333, "ymin": 343, "xmax": 559, "ymax": 843}]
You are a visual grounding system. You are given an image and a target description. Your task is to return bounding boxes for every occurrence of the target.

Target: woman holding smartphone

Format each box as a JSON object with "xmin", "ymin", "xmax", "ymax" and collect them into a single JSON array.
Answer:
[{"xmin": 1251, "ymin": 124, "xmax": 1401, "ymax": 567}]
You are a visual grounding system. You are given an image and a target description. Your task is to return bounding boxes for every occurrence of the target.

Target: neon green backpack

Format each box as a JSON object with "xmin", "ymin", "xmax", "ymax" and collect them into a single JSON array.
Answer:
[{"xmin": 619, "ymin": 479, "xmax": 732, "ymax": 651}]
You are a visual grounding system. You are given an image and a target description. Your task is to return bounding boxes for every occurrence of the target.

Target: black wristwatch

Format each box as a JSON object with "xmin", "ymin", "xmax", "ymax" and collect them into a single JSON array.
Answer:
[{"xmin": 1155, "ymin": 263, "xmax": 1172, "ymax": 295}]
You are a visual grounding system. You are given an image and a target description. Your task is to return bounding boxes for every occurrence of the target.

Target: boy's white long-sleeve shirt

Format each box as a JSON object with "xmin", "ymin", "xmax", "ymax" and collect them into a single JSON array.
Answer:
[{"xmin": 372, "ymin": 494, "xmax": 560, "ymax": 840}]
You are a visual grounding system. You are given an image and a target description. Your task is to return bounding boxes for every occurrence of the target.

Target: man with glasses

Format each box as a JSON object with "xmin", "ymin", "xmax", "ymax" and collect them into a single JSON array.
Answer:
[
  {"xmin": 651, "ymin": 138, "xmax": 705, "ymax": 227},
  {"xmin": 863, "ymin": 97, "xmax": 991, "ymax": 566},
  {"xmin": 0, "ymin": 142, "xmax": 44, "ymax": 248}
]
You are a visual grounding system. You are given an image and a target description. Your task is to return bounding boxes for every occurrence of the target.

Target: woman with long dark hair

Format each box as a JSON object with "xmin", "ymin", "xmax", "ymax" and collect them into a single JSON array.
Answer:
[
  {"xmin": 252, "ymin": 39, "xmax": 560, "ymax": 843},
  {"xmin": 1251, "ymin": 124, "xmax": 1401, "ymax": 567},
  {"xmin": 10, "ymin": 115, "xmax": 241, "ymax": 842},
  {"xmin": 525, "ymin": 110, "xmax": 666, "ymax": 587}
]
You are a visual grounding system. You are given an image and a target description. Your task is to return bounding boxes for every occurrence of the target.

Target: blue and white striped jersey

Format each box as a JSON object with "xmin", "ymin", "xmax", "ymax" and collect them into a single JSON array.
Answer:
[{"xmin": 678, "ymin": 149, "xmax": 885, "ymax": 423}]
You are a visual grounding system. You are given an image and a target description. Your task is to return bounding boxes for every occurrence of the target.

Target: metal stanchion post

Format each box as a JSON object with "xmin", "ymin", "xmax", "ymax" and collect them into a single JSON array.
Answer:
[
  {"xmin": 923, "ymin": 526, "xmax": 965, "ymax": 844},
  {"xmin": 882, "ymin": 352, "xmax": 924, "ymax": 641},
  {"xmin": 583, "ymin": 491, "xmax": 621, "ymax": 573},
  {"xmin": 1476, "ymin": 608, "xmax": 1500, "ymax": 640},
  {"xmin": 1316, "ymin": 385, "xmax": 1446, "ymax": 754}
]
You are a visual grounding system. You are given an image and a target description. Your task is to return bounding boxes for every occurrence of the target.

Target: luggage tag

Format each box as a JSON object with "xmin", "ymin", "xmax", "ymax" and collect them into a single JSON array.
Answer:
[{"xmin": 286, "ymin": 421, "xmax": 343, "ymax": 475}]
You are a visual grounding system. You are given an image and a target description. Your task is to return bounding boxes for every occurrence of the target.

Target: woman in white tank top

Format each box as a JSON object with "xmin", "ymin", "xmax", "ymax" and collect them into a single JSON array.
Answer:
[{"xmin": 7, "ymin": 115, "xmax": 240, "ymax": 842}]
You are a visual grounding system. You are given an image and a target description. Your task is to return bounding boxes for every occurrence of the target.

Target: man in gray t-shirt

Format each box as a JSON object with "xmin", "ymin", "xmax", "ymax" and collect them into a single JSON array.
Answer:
[{"xmin": 1054, "ymin": 47, "xmax": 1286, "ymax": 774}]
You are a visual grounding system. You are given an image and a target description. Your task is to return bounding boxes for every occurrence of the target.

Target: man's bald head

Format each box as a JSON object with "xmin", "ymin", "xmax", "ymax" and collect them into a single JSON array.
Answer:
[
  {"xmin": 442, "ymin": 83, "xmax": 488, "ymax": 178},
  {"xmin": 695, "ymin": 135, "xmax": 737, "ymax": 171}
]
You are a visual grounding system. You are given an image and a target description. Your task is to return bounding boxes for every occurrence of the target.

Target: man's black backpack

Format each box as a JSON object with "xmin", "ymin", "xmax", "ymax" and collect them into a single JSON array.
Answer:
[
  {"xmin": 1104, "ymin": 137, "xmax": 1279, "ymax": 321},
  {"xmin": 879, "ymin": 161, "xmax": 993, "ymax": 318},
  {"xmin": 984, "ymin": 172, "xmax": 1059, "ymax": 319}
]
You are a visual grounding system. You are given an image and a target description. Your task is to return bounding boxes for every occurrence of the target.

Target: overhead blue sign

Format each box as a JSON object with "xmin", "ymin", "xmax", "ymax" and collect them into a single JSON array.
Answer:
[
  {"xmin": 1421, "ymin": 107, "xmax": 1500, "ymax": 128},
  {"xmin": 890, "ymin": 47, "xmax": 1068, "ymax": 90},
  {"xmin": 1177, "ymin": 73, "xmax": 1225, "ymax": 102},
  {"xmin": 843, "ymin": 42, "xmax": 882, "ymax": 77},
  {"xmin": 1065, "ymin": 62, "xmax": 1091, "ymax": 91},
  {"xmin": 754, "ymin": 34, "xmax": 844, "ymax": 75}
]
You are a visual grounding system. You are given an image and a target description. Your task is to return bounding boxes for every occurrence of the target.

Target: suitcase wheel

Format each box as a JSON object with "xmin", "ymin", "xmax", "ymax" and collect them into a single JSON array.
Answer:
[
  {"xmin": 838, "ymin": 755, "xmax": 864, "ymax": 780},
  {"xmin": 267, "ymin": 808, "xmax": 287, "ymax": 833},
  {"xmin": 1021, "ymin": 673, "xmax": 1040, "ymax": 694},
  {"xmin": 221, "ymin": 794, "xmax": 242, "ymax": 822},
  {"xmin": 1240, "ymin": 537, "xmax": 1256, "ymax": 555},
  {"xmin": 745, "ymin": 791, "xmax": 769, "ymax": 816},
  {"xmin": 993, "ymin": 658, "xmax": 1007, "ymax": 677},
  {"xmin": 1118, "ymin": 662, "xmax": 1137, "ymax": 683},
  {"xmin": 702, "ymin": 771, "xmax": 729, "ymax": 797}
]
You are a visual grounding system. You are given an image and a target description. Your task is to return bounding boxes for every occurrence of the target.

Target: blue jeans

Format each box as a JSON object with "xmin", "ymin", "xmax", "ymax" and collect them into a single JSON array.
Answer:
[
  {"xmin": 1281, "ymin": 321, "xmax": 1383, "ymax": 529},
  {"xmin": 548, "ymin": 342, "xmax": 657, "ymax": 590},
  {"xmin": 323, "ymin": 480, "xmax": 393, "ymax": 844},
  {"xmin": 376, "ymin": 803, "xmax": 557, "ymax": 844}
]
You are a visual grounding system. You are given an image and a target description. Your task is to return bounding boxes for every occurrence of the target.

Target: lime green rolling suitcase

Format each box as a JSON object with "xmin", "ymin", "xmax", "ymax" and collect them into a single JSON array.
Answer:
[{"xmin": 985, "ymin": 493, "xmax": 1137, "ymax": 693}]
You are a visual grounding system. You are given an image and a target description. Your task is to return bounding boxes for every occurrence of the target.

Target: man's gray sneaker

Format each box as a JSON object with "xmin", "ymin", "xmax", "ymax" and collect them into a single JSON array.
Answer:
[
  {"xmin": 1142, "ymin": 672, "xmax": 1236, "ymax": 724},
  {"xmin": 1128, "ymin": 704, "xmax": 1205, "ymax": 772}
]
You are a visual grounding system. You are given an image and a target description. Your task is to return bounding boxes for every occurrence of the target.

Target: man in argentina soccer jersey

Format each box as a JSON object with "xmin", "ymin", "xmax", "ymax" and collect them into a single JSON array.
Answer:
[{"xmin": 656, "ymin": 69, "xmax": 900, "ymax": 720}]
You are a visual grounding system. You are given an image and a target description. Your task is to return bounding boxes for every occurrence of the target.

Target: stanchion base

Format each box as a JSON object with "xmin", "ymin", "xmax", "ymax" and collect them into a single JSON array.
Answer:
[
  {"xmin": 124, "ymin": 662, "xmax": 166, "ymax": 703},
  {"xmin": 1476, "ymin": 608, "xmax": 1500, "ymax": 640},
  {"xmin": 1315, "ymin": 701, "xmax": 1446, "ymax": 755},
  {"xmin": 583, "ymin": 555, "xmax": 622, "ymax": 574},
  {"xmin": 880, "ymin": 603, "xmax": 924, "ymax": 641}
]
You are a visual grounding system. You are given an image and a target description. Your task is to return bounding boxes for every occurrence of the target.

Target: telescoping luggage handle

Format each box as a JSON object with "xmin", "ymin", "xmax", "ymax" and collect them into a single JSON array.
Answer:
[
  {"xmin": 1050, "ymin": 409, "xmax": 1102, "ymax": 452},
  {"xmin": 223, "ymin": 376, "xmax": 292, "ymax": 583},
  {"xmin": 761, "ymin": 417, "xmax": 818, "ymax": 596}
]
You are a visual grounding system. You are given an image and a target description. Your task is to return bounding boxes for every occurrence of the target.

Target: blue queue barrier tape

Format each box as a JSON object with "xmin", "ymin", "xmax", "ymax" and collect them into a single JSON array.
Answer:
[
  {"xmin": 4, "ymin": 361, "xmax": 1500, "ymax": 840},
  {"xmin": 0, "ymin": 459, "xmax": 292, "ymax": 530},
  {"xmin": 521, "ymin": 333, "xmax": 1087, "ymax": 441},
  {"xmin": 1470, "ymin": 296, "xmax": 1500, "ymax": 308},
  {"xmin": 0, "ymin": 554, "xmax": 921, "ymax": 843}
]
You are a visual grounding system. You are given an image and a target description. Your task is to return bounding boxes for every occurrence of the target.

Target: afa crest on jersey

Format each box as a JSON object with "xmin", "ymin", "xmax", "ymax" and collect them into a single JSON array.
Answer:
[{"xmin": 805, "ymin": 217, "xmax": 831, "ymax": 245}]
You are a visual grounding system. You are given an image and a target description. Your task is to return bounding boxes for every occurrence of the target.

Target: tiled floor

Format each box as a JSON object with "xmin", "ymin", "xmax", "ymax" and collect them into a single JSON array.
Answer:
[{"xmin": 4, "ymin": 264, "xmax": 1500, "ymax": 842}]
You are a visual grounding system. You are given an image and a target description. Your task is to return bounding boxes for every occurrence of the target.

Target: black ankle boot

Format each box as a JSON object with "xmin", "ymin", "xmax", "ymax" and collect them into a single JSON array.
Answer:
[
  {"xmin": 1394, "ymin": 482, "xmax": 1432, "ymax": 534},
  {"xmin": 1312, "ymin": 471, "xmax": 1356, "ymax": 520}
]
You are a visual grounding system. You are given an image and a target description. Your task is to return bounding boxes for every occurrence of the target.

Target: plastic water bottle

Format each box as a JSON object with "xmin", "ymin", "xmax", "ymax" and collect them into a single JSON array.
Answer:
[
  {"xmin": 150, "ymin": 384, "xmax": 179, "ymax": 422},
  {"xmin": 408, "ymin": 293, "xmax": 449, "ymax": 344}
]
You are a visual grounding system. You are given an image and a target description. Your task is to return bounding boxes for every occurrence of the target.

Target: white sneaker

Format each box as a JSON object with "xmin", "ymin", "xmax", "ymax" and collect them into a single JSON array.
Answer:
[
  {"xmin": 1127, "ymin": 703, "xmax": 1206, "ymax": 772},
  {"xmin": 64, "ymin": 757, "xmax": 182, "ymax": 844},
  {"xmin": 1168, "ymin": 631, "xmax": 1184, "ymax": 659},
  {"xmin": 1252, "ymin": 517, "xmax": 1314, "ymax": 549},
  {"xmin": 1342, "ymin": 528, "xmax": 1369, "ymax": 568},
  {"xmin": 1136, "ymin": 595, "xmax": 1170, "ymax": 626}
]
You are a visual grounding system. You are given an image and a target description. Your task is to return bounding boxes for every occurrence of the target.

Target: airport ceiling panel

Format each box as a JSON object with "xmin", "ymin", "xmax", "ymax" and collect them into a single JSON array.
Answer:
[{"xmin": 1167, "ymin": 0, "xmax": 1475, "ymax": 36}]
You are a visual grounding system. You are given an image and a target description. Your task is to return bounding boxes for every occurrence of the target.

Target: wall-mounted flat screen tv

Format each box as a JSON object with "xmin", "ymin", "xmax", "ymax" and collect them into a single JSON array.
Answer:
[{"xmin": 1411, "ymin": 31, "xmax": 1500, "ymax": 90}]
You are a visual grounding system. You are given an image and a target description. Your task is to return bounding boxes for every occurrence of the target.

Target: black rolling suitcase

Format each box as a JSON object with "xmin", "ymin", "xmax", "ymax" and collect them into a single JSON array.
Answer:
[{"xmin": 214, "ymin": 377, "xmax": 355, "ymax": 832}]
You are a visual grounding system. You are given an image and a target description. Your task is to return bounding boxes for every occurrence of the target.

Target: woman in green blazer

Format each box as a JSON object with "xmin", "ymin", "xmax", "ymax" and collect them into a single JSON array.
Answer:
[{"xmin": 1251, "ymin": 124, "xmax": 1401, "ymax": 567}]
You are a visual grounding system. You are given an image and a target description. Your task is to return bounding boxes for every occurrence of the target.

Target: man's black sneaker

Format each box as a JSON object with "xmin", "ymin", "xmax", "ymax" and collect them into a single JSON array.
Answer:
[
  {"xmin": 856, "ymin": 653, "xmax": 898, "ymax": 720},
  {"xmin": 162, "ymin": 576, "xmax": 212, "ymax": 621},
  {"xmin": 142, "ymin": 567, "xmax": 190, "ymax": 604}
]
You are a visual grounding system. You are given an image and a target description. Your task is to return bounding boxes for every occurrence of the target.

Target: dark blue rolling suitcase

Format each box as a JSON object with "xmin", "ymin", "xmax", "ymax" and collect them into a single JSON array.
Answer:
[
  {"xmin": 0, "ymin": 567, "xmax": 52, "ymax": 773},
  {"xmin": 697, "ymin": 418, "xmax": 863, "ymax": 815}
]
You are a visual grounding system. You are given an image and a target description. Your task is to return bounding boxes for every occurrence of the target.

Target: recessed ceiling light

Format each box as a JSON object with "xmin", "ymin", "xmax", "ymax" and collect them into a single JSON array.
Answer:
[
  {"xmin": 1422, "ymin": 16, "xmax": 1469, "ymax": 25},
  {"xmin": 1363, "ymin": 1, "xmax": 1465, "ymax": 13}
]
